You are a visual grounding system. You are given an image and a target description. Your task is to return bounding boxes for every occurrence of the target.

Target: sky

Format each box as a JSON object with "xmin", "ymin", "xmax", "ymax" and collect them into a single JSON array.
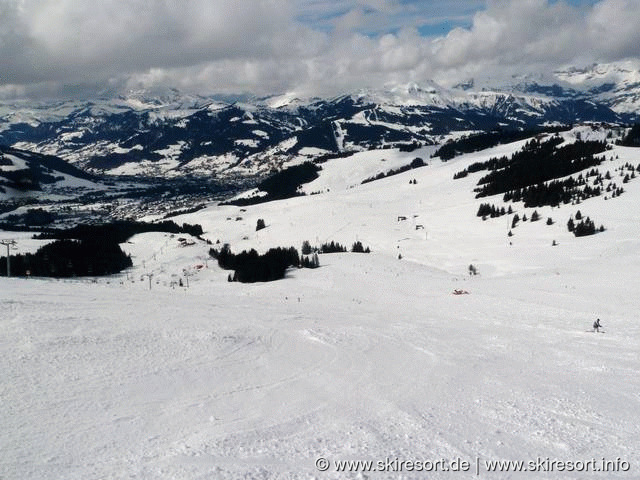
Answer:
[{"xmin": 0, "ymin": 0, "xmax": 638, "ymax": 100}]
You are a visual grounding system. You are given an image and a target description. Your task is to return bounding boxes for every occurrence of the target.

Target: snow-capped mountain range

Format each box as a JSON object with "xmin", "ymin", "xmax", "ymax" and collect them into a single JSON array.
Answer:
[{"xmin": 1, "ymin": 62, "xmax": 639, "ymax": 180}]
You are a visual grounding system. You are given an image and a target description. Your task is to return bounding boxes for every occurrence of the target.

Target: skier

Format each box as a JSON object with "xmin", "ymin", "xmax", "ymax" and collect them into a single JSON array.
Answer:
[{"xmin": 593, "ymin": 318, "xmax": 602, "ymax": 333}]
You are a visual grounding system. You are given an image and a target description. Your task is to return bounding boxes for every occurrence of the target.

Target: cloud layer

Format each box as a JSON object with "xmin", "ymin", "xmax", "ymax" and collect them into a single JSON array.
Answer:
[{"xmin": 0, "ymin": 0, "xmax": 639, "ymax": 99}]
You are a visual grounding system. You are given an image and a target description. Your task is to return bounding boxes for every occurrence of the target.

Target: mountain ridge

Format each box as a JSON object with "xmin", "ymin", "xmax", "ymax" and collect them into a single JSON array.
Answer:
[{"xmin": 1, "ymin": 62, "xmax": 638, "ymax": 180}]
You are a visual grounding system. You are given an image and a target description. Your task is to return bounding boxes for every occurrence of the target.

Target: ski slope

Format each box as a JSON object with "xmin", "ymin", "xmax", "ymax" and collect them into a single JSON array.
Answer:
[{"xmin": 2, "ymin": 129, "xmax": 640, "ymax": 479}]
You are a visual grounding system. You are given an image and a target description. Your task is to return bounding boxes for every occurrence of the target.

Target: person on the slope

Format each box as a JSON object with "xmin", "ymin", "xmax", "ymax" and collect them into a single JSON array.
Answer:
[{"xmin": 593, "ymin": 318, "xmax": 602, "ymax": 333}]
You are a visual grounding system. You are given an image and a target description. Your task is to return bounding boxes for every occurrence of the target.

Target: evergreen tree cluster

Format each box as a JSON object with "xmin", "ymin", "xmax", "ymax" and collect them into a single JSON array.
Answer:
[
  {"xmin": 35, "ymin": 220, "xmax": 204, "ymax": 243},
  {"xmin": 210, "ymin": 244, "xmax": 318, "ymax": 283},
  {"xmin": 0, "ymin": 220, "xmax": 205, "ymax": 278},
  {"xmin": 504, "ymin": 177, "xmax": 595, "ymax": 207},
  {"xmin": 477, "ymin": 203, "xmax": 509, "ymax": 219},
  {"xmin": 474, "ymin": 138, "xmax": 608, "ymax": 199},
  {"xmin": 163, "ymin": 204, "xmax": 206, "ymax": 219},
  {"xmin": 361, "ymin": 157, "xmax": 426, "ymax": 184},
  {"xmin": 226, "ymin": 162, "xmax": 321, "ymax": 206},
  {"xmin": 4, "ymin": 208, "xmax": 56, "ymax": 226},
  {"xmin": 454, "ymin": 155, "xmax": 511, "ymax": 180},
  {"xmin": 0, "ymin": 239, "xmax": 132, "ymax": 277},
  {"xmin": 258, "ymin": 162, "xmax": 321, "ymax": 198},
  {"xmin": 617, "ymin": 162, "xmax": 639, "ymax": 180},
  {"xmin": 0, "ymin": 168, "xmax": 46, "ymax": 191},
  {"xmin": 351, "ymin": 241, "xmax": 371, "ymax": 253},
  {"xmin": 301, "ymin": 239, "xmax": 371, "ymax": 254},
  {"xmin": 301, "ymin": 240, "xmax": 313, "ymax": 255},
  {"xmin": 620, "ymin": 124, "xmax": 640, "ymax": 147},
  {"xmin": 567, "ymin": 212, "xmax": 605, "ymax": 237},
  {"xmin": 504, "ymin": 161, "xmax": 638, "ymax": 207},
  {"xmin": 300, "ymin": 253, "xmax": 321, "ymax": 269},
  {"xmin": 319, "ymin": 241, "xmax": 347, "ymax": 253},
  {"xmin": 434, "ymin": 127, "xmax": 568, "ymax": 161},
  {"xmin": 573, "ymin": 218, "xmax": 597, "ymax": 237},
  {"xmin": 397, "ymin": 141, "xmax": 422, "ymax": 152}
]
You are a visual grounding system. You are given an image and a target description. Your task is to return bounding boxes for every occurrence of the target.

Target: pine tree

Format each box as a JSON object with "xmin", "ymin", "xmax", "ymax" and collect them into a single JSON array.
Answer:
[
  {"xmin": 574, "ymin": 217, "xmax": 597, "ymax": 237},
  {"xmin": 350, "ymin": 241, "xmax": 370, "ymax": 253}
]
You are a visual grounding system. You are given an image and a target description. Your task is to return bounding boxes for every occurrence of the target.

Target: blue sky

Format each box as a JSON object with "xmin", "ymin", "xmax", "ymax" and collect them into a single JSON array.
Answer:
[
  {"xmin": 296, "ymin": 0, "xmax": 600, "ymax": 37},
  {"xmin": 296, "ymin": 1, "xmax": 483, "ymax": 36}
]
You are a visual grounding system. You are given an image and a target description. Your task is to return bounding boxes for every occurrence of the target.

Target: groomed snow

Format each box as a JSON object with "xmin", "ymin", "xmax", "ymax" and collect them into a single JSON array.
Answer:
[{"xmin": 2, "ymin": 130, "xmax": 640, "ymax": 479}]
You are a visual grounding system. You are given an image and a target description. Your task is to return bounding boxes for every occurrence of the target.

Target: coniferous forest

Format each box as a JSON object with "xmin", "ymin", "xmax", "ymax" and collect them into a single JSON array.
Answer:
[
  {"xmin": 0, "ymin": 239, "xmax": 132, "ymax": 277},
  {"xmin": 34, "ymin": 220, "xmax": 203, "ymax": 243},
  {"xmin": 226, "ymin": 162, "xmax": 321, "ymax": 206},
  {"xmin": 454, "ymin": 137, "xmax": 617, "ymax": 209},
  {"xmin": 0, "ymin": 220, "xmax": 204, "ymax": 277},
  {"xmin": 620, "ymin": 124, "xmax": 640, "ymax": 147},
  {"xmin": 434, "ymin": 126, "xmax": 568, "ymax": 161},
  {"xmin": 361, "ymin": 157, "xmax": 425, "ymax": 184},
  {"xmin": 473, "ymin": 138, "xmax": 608, "ymax": 199},
  {"xmin": 210, "ymin": 244, "xmax": 319, "ymax": 283}
]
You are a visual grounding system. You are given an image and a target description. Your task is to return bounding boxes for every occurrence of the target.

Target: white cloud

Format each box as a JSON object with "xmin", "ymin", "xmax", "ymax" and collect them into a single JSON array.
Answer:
[
  {"xmin": 586, "ymin": 0, "xmax": 640, "ymax": 59},
  {"xmin": 430, "ymin": 0, "xmax": 583, "ymax": 72},
  {"xmin": 2, "ymin": 0, "xmax": 299, "ymax": 84},
  {"xmin": 0, "ymin": 0, "xmax": 639, "ymax": 99},
  {"xmin": 425, "ymin": 0, "xmax": 640, "ymax": 85}
]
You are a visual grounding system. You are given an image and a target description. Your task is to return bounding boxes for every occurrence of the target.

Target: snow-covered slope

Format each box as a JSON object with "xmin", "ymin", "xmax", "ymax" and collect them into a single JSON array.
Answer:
[
  {"xmin": 0, "ymin": 145, "xmax": 102, "ymax": 202},
  {"xmin": 2, "ymin": 126, "xmax": 640, "ymax": 479},
  {"xmin": 180, "ymin": 126, "xmax": 635, "ymax": 276}
]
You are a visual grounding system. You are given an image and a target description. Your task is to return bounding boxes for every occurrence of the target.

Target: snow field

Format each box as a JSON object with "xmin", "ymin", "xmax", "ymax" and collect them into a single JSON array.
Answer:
[
  {"xmin": 2, "ymin": 249, "xmax": 639, "ymax": 479},
  {"xmin": 2, "ymin": 129, "xmax": 640, "ymax": 478}
]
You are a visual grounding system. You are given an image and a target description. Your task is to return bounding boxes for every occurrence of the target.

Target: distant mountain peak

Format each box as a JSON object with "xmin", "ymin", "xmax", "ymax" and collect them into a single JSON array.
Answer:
[
  {"xmin": 453, "ymin": 79, "xmax": 474, "ymax": 91},
  {"xmin": 0, "ymin": 62, "xmax": 637, "ymax": 180}
]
